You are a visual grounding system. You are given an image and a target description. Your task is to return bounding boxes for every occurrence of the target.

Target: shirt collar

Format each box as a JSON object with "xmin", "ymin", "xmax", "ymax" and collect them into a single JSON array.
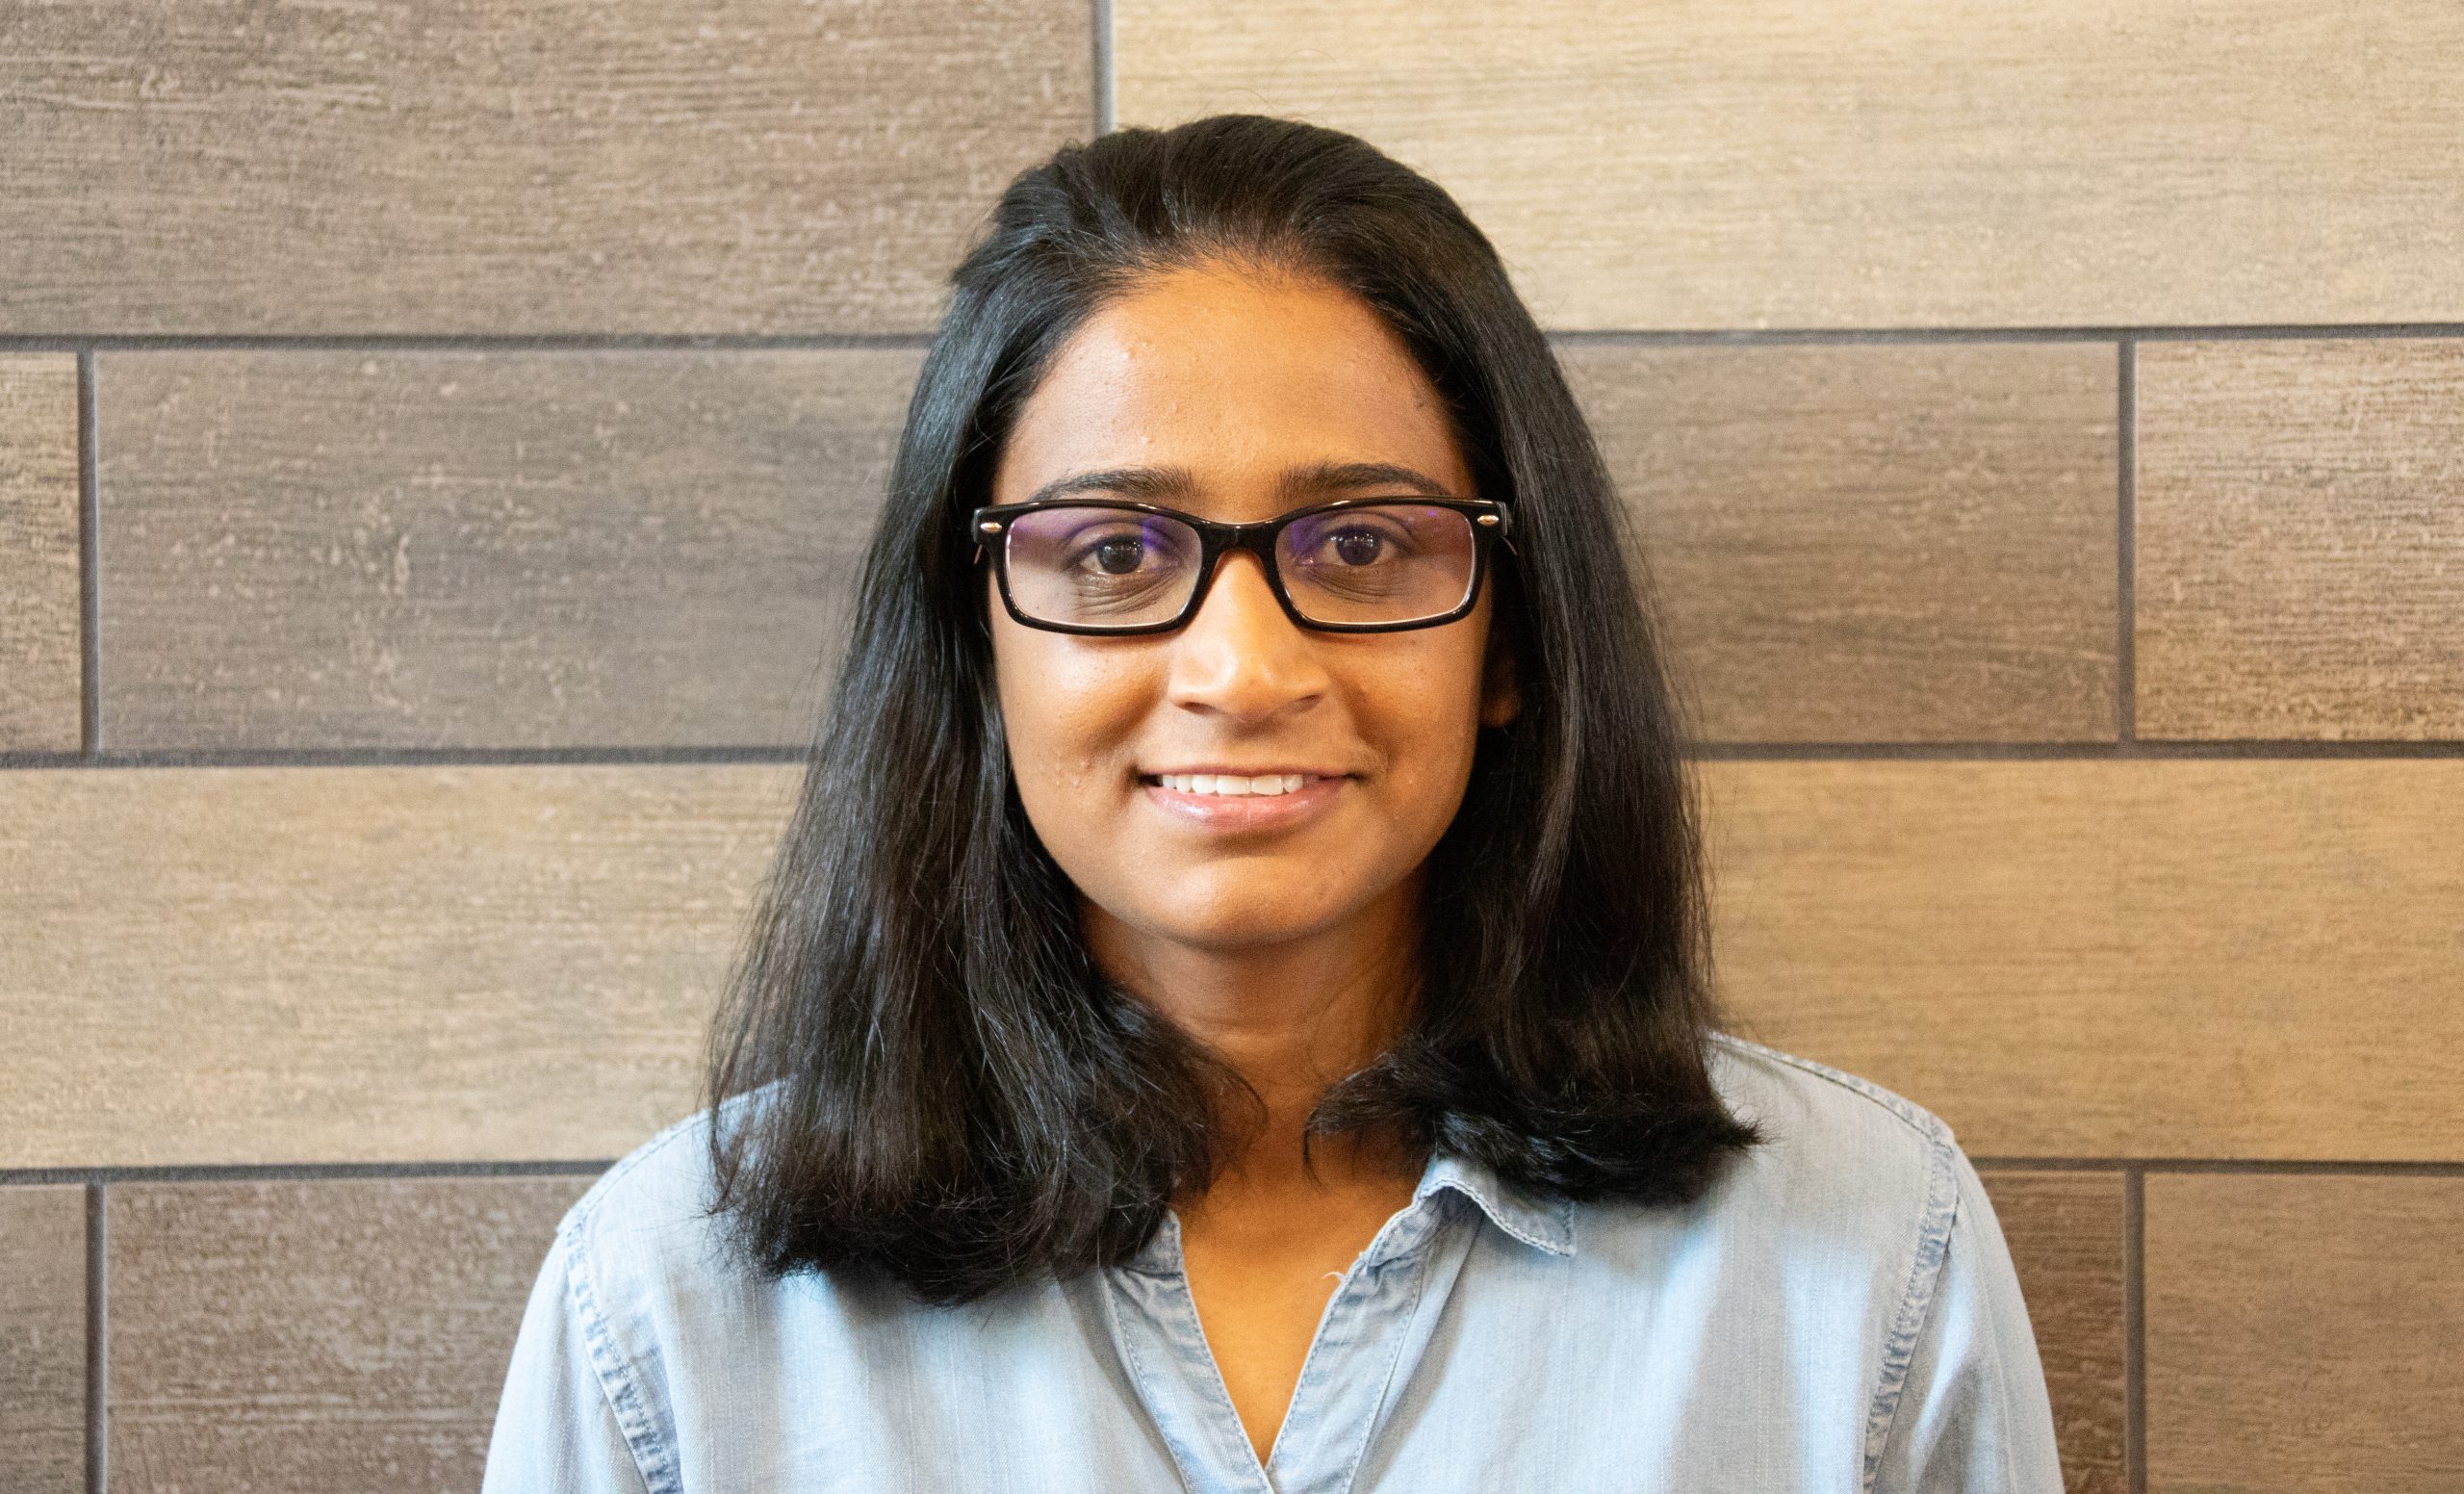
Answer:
[
  {"xmin": 1119, "ymin": 1146, "xmax": 1578, "ymax": 1276},
  {"xmin": 1413, "ymin": 1148, "xmax": 1578, "ymax": 1259}
]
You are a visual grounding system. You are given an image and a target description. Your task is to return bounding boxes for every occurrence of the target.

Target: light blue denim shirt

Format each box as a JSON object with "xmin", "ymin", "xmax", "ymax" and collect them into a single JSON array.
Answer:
[{"xmin": 482, "ymin": 1033, "xmax": 2064, "ymax": 1492}]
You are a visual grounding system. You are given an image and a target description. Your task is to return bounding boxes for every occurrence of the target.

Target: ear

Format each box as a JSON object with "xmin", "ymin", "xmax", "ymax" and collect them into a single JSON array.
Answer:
[{"xmin": 1478, "ymin": 627, "xmax": 1522, "ymax": 729}]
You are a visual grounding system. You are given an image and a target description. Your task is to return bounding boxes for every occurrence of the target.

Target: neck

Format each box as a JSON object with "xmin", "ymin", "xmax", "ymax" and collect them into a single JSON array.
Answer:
[{"xmin": 1083, "ymin": 875, "xmax": 1425, "ymax": 1203}]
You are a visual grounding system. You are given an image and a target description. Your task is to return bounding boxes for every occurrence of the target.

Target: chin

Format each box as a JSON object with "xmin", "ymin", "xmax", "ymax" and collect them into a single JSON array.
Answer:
[
  {"xmin": 1117, "ymin": 879, "xmax": 1364, "ymax": 953},
  {"xmin": 1151, "ymin": 905, "xmax": 1339, "ymax": 953}
]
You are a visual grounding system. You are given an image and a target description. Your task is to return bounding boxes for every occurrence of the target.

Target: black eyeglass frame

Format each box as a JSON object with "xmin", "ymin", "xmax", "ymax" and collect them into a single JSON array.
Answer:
[{"xmin": 968, "ymin": 495, "xmax": 1514, "ymax": 636}]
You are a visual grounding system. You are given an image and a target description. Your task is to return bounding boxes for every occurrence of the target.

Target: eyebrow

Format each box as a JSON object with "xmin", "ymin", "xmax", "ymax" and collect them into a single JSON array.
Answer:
[{"xmin": 1018, "ymin": 460, "xmax": 1463, "ymax": 508}]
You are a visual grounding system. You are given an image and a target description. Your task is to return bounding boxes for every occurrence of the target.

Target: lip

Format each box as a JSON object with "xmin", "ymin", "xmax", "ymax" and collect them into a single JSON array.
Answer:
[
  {"xmin": 1138, "ymin": 769, "xmax": 1351, "ymax": 834},
  {"xmin": 1141, "ymin": 765, "xmax": 1349, "ymax": 779}
]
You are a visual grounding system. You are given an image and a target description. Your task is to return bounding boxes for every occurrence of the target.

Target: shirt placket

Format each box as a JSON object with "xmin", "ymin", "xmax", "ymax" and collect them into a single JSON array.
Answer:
[{"xmin": 1100, "ymin": 1189, "xmax": 1483, "ymax": 1494}]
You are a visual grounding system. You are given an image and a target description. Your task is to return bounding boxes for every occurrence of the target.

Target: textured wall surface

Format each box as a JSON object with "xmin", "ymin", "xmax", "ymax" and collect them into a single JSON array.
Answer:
[{"xmin": 5, "ymin": 2, "xmax": 2459, "ymax": 1490}]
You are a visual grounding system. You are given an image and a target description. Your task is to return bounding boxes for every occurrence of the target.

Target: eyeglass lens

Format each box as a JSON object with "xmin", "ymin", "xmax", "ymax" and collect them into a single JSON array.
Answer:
[{"xmin": 1001, "ymin": 504, "xmax": 1479, "ymax": 629}]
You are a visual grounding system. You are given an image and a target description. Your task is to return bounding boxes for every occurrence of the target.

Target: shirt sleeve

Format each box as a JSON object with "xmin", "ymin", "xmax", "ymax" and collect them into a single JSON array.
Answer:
[
  {"xmin": 1870, "ymin": 1142, "xmax": 2067, "ymax": 1493},
  {"xmin": 481, "ymin": 1224, "xmax": 658, "ymax": 1494}
]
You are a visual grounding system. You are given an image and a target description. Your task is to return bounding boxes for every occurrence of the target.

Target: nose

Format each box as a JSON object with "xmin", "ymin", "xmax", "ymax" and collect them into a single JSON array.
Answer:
[{"xmin": 1165, "ymin": 549, "xmax": 1331, "ymax": 722}]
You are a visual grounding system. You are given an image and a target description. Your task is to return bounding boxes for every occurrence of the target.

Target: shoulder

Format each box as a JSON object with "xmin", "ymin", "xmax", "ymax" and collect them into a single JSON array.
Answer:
[
  {"xmin": 544, "ymin": 1085, "xmax": 784, "ymax": 1393},
  {"xmin": 500, "ymin": 1092, "xmax": 786, "ymax": 1482},
  {"xmin": 555, "ymin": 1087, "xmax": 766, "ymax": 1287},
  {"xmin": 1685, "ymin": 1037, "xmax": 1989, "ymax": 1463},
  {"xmin": 1675, "ymin": 1030, "xmax": 1970, "ymax": 1291},
  {"xmin": 1704, "ymin": 1029, "xmax": 1959, "ymax": 1165},
  {"xmin": 1692, "ymin": 1038, "xmax": 2061, "ymax": 1486}
]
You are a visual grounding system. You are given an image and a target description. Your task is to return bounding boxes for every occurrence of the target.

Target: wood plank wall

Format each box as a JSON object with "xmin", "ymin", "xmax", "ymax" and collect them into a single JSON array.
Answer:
[{"xmin": 4, "ymin": 3, "xmax": 2459, "ymax": 1489}]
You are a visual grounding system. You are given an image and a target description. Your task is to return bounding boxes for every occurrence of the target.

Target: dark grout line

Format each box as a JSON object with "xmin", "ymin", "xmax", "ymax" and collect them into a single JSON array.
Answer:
[
  {"xmin": 2138, "ymin": 1157, "xmax": 2464, "ymax": 1175},
  {"xmin": 6, "ymin": 1159, "xmax": 617, "ymax": 1187},
  {"xmin": 1091, "ymin": 0, "xmax": 1115, "ymax": 135},
  {"xmin": 77, "ymin": 350, "xmax": 100, "ymax": 758},
  {"xmin": 2124, "ymin": 1166, "xmax": 2146, "ymax": 1494},
  {"xmin": 10, "ymin": 1157, "xmax": 2448, "ymax": 1186},
  {"xmin": 1968, "ymin": 1156, "xmax": 2464, "ymax": 1176},
  {"xmin": 1687, "ymin": 739, "xmax": 2464, "ymax": 760},
  {"xmin": 86, "ymin": 1182, "xmax": 106, "ymax": 1494},
  {"xmin": 1544, "ymin": 322, "xmax": 2464, "ymax": 346},
  {"xmin": 2118, "ymin": 322, "xmax": 2464, "ymax": 341},
  {"xmin": 2, "ymin": 333, "xmax": 936, "ymax": 353},
  {"xmin": 2118, "ymin": 340, "xmax": 2137, "ymax": 743},
  {"xmin": 0, "ymin": 743, "xmax": 808, "ymax": 771},
  {"xmin": 9, "ymin": 739, "xmax": 2464, "ymax": 774},
  {"xmin": 4, "ymin": 325, "xmax": 2459, "ymax": 356}
]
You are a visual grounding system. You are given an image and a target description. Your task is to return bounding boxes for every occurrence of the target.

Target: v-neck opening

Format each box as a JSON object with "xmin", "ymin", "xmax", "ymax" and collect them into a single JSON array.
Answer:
[
  {"xmin": 1103, "ymin": 1182, "xmax": 1485, "ymax": 1494},
  {"xmin": 1254, "ymin": 1190, "xmax": 1445, "ymax": 1474}
]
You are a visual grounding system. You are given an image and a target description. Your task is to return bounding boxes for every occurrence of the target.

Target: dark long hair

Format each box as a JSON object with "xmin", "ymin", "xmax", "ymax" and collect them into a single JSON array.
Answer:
[{"xmin": 703, "ymin": 114, "xmax": 1762, "ymax": 1303}]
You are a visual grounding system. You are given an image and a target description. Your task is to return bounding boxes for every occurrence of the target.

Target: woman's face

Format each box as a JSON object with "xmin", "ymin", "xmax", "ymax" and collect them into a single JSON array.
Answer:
[{"xmin": 986, "ymin": 263, "xmax": 1517, "ymax": 958}]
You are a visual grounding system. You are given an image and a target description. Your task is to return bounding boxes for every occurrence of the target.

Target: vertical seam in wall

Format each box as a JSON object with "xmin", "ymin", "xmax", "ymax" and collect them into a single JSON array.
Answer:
[
  {"xmin": 77, "ymin": 348, "xmax": 100, "ymax": 758},
  {"xmin": 87, "ymin": 1182, "xmax": 107, "ymax": 1494},
  {"xmin": 2123, "ymin": 1165, "xmax": 2145, "ymax": 1494},
  {"xmin": 2116, "ymin": 339, "xmax": 2137, "ymax": 746},
  {"xmin": 1091, "ymin": 0, "xmax": 1116, "ymax": 135}
]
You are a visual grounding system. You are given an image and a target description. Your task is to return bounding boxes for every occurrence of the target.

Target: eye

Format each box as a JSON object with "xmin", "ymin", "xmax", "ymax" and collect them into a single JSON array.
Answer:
[
  {"xmin": 1091, "ymin": 535, "xmax": 1147, "ymax": 575},
  {"xmin": 1329, "ymin": 528, "xmax": 1385, "ymax": 566},
  {"xmin": 1299, "ymin": 515, "xmax": 1417, "ymax": 569},
  {"xmin": 1064, "ymin": 524, "xmax": 1184, "ymax": 580}
]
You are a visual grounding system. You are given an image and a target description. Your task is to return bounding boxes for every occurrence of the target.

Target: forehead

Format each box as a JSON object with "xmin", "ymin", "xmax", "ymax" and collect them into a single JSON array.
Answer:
[{"xmin": 991, "ymin": 264, "xmax": 1476, "ymax": 512}]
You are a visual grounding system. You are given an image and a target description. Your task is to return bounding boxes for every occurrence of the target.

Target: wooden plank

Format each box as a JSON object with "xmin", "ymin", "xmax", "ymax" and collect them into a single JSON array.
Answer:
[
  {"xmin": 108, "ymin": 1176, "xmax": 591, "ymax": 1493},
  {"xmin": 2144, "ymin": 1173, "xmax": 2464, "ymax": 1491},
  {"xmin": 0, "ymin": 1187, "xmax": 85, "ymax": 1494},
  {"xmin": 0, "ymin": 1, "xmax": 1087, "ymax": 336},
  {"xmin": 1977, "ymin": 1172, "xmax": 2128, "ymax": 1494},
  {"xmin": 17, "ymin": 760, "xmax": 2450, "ymax": 1169},
  {"xmin": 2137, "ymin": 340, "xmax": 2464, "ymax": 740},
  {"xmin": 0, "ymin": 355, "xmax": 82, "ymax": 753},
  {"xmin": 0, "ymin": 763, "xmax": 796, "ymax": 1168},
  {"xmin": 96, "ymin": 348, "xmax": 918, "ymax": 752},
  {"xmin": 1702, "ymin": 760, "xmax": 2464, "ymax": 1160},
  {"xmin": 1116, "ymin": 1, "xmax": 2464, "ymax": 330},
  {"xmin": 1565, "ymin": 343, "xmax": 2118, "ymax": 743}
]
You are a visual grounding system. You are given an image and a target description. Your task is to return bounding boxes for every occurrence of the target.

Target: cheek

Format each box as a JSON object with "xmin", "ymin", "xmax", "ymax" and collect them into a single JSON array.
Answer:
[
  {"xmin": 990, "ymin": 627, "xmax": 1153, "ymax": 818},
  {"xmin": 1358, "ymin": 633, "xmax": 1493, "ymax": 837}
]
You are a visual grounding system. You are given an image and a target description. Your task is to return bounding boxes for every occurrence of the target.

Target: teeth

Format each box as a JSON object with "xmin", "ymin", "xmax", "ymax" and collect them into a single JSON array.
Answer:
[{"xmin": 1158, "ymin": 773, "xmax": 1310, "ymax": 796}]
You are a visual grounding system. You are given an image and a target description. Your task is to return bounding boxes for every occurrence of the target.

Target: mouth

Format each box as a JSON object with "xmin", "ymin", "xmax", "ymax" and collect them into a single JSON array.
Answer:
[
  {"xmin": 1135, "ymin": 768, "xmax": 1352, "ymax": 831},
  {"xmin": 1137, "ymin": 770, "xmax": 1333, "ymax": 798}
]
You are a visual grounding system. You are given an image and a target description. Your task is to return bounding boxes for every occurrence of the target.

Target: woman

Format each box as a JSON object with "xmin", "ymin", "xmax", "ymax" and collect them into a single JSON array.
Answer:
[{"xmin": 484, "ymin": 115, "xmax": 2063, "ymax": 1492}]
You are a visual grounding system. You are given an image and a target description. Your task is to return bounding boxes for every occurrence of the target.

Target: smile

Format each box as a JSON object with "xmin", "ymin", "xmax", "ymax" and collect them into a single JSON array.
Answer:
[
  {"xmin": 1151, "ymin": 772, "xmax": 1313, "ymax": 797},
  {"xmin": 1137, "ymin": 771, "xmax": 1349, "ymax": 832}
]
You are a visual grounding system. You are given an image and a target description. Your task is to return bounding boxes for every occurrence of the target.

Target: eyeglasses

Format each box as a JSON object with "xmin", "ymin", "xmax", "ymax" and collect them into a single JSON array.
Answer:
[{"xmin": 969, "ymin": 496, "xmax": 1512, "ymax": 635}]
